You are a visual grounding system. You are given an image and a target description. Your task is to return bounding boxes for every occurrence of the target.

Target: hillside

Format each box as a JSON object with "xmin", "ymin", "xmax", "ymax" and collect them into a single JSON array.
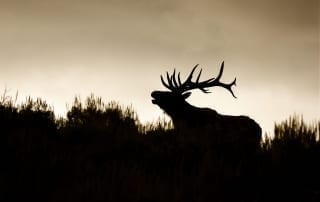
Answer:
[{"xmin": 0, "ymin": 95, "xmax": 319, "ymax": 202}]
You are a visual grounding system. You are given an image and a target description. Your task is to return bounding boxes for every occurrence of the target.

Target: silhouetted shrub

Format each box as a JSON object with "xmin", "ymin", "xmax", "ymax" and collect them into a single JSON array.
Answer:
[{"xmin": 260, "ymin": 115, "xmax": 320, "ymax": 202}]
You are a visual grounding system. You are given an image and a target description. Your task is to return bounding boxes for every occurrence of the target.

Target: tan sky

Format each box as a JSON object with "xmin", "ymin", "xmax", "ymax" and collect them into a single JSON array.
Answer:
[{"xmin": 0, "ymin": 0, "xmax": 319, "ymax": 134}]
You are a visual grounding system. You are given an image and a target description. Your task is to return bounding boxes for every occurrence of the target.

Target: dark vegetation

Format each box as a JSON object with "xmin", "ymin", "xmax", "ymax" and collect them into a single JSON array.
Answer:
[{"xmin": 0, "ymin": 94, "xmax": 319, "ymax": 202}]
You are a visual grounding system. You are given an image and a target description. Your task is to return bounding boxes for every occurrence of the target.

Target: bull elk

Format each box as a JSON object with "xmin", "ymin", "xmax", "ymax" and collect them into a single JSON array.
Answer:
[{"xmin": 151, "ymin": 62, "xmax": 261, "ymax": 151}]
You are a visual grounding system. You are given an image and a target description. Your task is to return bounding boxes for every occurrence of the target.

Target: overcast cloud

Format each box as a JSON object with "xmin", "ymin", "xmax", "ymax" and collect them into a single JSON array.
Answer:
[{"xmin": 0, "ymin": 0, "xmax": 318, "ymax": 133}]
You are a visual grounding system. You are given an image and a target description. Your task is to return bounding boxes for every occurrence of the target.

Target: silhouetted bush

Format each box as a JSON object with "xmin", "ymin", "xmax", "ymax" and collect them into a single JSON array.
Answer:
[
  {"xmin": 0, "ymin": 94, "xmax": 319, "ymax": 202},
  {"xmin": 260, "ymin": 115, "xmax": 320, "ymax": 202}
]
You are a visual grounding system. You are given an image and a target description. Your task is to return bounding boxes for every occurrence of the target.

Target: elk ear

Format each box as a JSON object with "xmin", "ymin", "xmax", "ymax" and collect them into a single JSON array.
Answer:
[{"xmin": 182, "ymin": 92, "xmax": 191, "ymax": 99}]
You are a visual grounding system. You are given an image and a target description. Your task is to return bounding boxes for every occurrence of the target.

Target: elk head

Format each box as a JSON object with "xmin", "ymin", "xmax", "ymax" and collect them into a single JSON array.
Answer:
[{"xmin": 151, "ymin": 62, "xmax": 237, "ymax": 118}]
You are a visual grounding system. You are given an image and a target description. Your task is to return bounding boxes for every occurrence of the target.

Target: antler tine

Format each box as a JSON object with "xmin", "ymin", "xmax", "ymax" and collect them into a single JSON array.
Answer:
[
  {"xmin": 202, "ymin": 61, "xmax": 237, "ymax": 97},
  {"xmin": 185, "ymin": 64, "xmax": 199, "ymax": 83},
  {"xmin": 223, "ymin": 77, "xmax": 237, "ymax": 98},
  {"xmin": 196, "ymin": 68, "xmax": 202, "ymax": 83},
  {"xmin": 215, "ymin": 61, "xmax": 225, "ymax": 83},
  {"xmin": 231, "ymin": 78, "xmax": 237, "ymax": 96},
  {"xmin": 211, "ymin": 77, "xmax": 237, "ymax": 98},
  {"xmin": 166, "ymin": 71, "xmax": 174, "ymax": 88},
  {"xmin": 177, "ymin": 72, "xmax": 182, "ymax": 86},
  {"xmin": 162, "ymin": 64, "xmax": 200, "ymax": 93},
  {"xmin": 199, "ymin": 61, "xmax": 224, "ymax": 85},
  {"xmin": 198, "ymin": 61, "xmax": 225, "ymax": 84},
  {"xmin": 160, "ymin": 75, "xmax": 171, "ymax": 90},
  {"xmin": 172, "ymin": 69, "xmax": 179, "ymax": 88},
  {"xmin": 200, "ymin": 88, "xmax": 210, "ymax": 93}
]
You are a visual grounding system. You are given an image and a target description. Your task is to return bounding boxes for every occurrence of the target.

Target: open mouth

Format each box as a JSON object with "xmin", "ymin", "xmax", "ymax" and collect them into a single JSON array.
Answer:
[{"xmin": 151, "ymin": 91, "xmax": 159, "ymax": 104}]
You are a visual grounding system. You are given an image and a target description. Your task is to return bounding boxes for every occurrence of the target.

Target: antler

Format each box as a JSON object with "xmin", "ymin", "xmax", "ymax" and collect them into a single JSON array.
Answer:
[{"xmin": 160, "ymin": 61, "xmax": 237, "ymax": 98}]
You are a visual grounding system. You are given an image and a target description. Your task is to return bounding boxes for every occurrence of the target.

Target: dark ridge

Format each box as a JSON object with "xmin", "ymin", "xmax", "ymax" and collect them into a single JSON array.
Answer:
[{"xmin": 0, "ymin": 94, "xmax": 319, "ymax": 202}]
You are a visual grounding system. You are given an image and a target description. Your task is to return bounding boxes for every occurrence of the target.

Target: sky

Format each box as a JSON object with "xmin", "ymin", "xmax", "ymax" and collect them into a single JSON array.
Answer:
[{"xmin": 0, "ymin": 0, "xmax": 319, "ymax": 134}]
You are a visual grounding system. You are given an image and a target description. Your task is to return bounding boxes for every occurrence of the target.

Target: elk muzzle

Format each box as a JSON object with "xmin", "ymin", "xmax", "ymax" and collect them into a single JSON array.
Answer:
[{"xmin": 151, "ymin": 91, "xmax": 162, "ymax": 104}]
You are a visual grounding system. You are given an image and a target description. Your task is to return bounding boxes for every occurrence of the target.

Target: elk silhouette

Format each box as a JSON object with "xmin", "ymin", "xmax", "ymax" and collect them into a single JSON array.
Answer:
[{"xmin": 151, "ymin": 62, "xmax": 261, "ymax": 150}]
